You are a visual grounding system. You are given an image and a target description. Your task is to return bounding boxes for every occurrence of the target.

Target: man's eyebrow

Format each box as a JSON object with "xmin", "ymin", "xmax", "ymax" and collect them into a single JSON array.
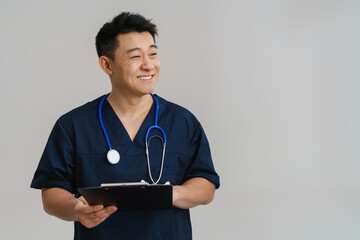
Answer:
[
  {"xmin": 127, "ymin": 47, "xmax": 141, "ymax": 54},
  {"xmin": 126, "ymin": 45, "xmax": 158, "ymax": 54}
]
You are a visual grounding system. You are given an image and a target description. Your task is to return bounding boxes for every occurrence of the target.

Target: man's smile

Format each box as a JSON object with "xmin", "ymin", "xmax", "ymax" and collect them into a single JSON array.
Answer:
[{"xmin": 137, "ymin": 75, "xmax": 154, "ymax": 80}]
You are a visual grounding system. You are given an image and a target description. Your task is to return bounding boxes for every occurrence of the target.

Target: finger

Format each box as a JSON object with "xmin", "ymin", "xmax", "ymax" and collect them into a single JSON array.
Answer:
[
  {"xmin": 78, "ymin": 196, "xmax": 104, "ymax": 209},
  {"xmin": 102, "ymin": 206, "xmax": 117, "ymax": 216},
  {"xmin": 86, "ymin": 206, "xmax": 117, "ymax": 220},
  {"xmin": 82, "ymin": 205, "xmax": 104, "ymax": 215},
  {"xmin": 82, "ymin": 215, "xmax": 108, "ymax": 229},
  {"xmin": 79, "ymin": 206, "xmax": 117, "ymax": 228},
  {"xmin": 75, "ymin": 201, "xmax": 112, "ymax": 228},
  {"xmin": 75, "ymin": 200, "xmax": 104, "ymax": 215},
  {"xmin": 78, "ymin": 196, "xmax": 104, "ymax": 212}
]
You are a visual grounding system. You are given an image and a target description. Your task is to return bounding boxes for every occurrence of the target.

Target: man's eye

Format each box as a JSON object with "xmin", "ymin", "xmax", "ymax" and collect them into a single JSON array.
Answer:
[
  {"xmin": 150, "ymin": 53, "xmax": 158, "ymax": 57},
  {"xmin": 131, "ymin": 56, "xmax": 140, "ymax": 59}
]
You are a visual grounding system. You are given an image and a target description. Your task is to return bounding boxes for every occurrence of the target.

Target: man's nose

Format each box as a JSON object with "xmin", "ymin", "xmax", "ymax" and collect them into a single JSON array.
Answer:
[{"xmin": 141, "ymin": 57, "xmax": 155, "ymax": 71}]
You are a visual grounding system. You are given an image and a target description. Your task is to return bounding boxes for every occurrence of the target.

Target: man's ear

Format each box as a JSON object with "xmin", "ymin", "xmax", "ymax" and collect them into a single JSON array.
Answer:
[{"xmin": 99, "ymin": 56, "xmax": 113, "ymax": 75}]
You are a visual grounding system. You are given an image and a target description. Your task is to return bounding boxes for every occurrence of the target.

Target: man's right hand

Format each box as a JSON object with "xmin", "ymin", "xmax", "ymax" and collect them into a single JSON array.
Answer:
[
  {"xmin": 41, "ymin": 188, "xmax": 117, "ymax": 228},
  {"xmin": 74, "ymin": 196, "xmax": 117, "ymax": 228}
]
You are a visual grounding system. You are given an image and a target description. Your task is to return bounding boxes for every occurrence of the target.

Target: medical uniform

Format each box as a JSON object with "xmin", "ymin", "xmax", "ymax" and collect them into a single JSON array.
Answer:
[{"xmin": 31, "ymin": 94, "xmax": 220, "ymax": 240}]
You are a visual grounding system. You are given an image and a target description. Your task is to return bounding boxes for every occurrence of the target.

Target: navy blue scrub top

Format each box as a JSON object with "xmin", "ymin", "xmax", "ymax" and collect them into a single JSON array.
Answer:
[{"xmin": 31, "ymin": 94, "xmax": 220, "ymax": 240}]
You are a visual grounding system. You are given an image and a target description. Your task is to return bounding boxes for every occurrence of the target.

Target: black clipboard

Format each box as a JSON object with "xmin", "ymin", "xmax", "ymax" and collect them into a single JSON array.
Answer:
[{"xmin": 77, "ymin": 183, "xmax": 173, "ymax": 211}]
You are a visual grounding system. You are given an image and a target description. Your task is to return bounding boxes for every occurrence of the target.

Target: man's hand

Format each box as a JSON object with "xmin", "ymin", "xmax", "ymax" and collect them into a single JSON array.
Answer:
[
  {"xmin": 74, "ymin": 196, "xmax": 117, "ymax": 228},
  {"xmin": 42, "ymin": 188, "xmax": 117, "ymax": 228}
]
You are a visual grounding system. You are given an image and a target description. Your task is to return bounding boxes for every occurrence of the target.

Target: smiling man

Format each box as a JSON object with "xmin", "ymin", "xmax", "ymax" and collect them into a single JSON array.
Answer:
[{"xmin": 31, "ymin": 12, "xmax": 219, "ymax": 240}]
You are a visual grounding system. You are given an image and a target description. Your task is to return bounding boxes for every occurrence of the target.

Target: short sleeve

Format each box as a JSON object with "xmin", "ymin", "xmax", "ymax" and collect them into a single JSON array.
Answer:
[
  {"xmin": 30, "ymin": 119, "xmax": 76, "ymax": 193},
  {"xmin": 183, "ymin": 123, "xmax": 220, "ymax": 189}
]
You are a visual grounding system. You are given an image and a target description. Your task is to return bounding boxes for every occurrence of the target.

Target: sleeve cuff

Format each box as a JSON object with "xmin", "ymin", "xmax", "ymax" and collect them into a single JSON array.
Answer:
[
  {"xmin": 183, "ymin": 173, "xmax": 220, "ymax": 189},
  {"xmin": 30, "ymin": 178, "xmax": 75, "ymax": 194}
]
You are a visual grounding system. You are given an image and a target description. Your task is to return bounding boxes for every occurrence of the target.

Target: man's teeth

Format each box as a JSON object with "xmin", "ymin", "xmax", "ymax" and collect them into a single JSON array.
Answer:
[{"xmin": 137, "ymin": 75, "xmax": 152, "ymax": 80}]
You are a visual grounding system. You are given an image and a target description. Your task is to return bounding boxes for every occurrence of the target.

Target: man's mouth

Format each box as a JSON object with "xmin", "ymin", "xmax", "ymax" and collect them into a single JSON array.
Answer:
[{"xmin": 137, "ymin": 75, "xmax": 153, "ymax": 80}]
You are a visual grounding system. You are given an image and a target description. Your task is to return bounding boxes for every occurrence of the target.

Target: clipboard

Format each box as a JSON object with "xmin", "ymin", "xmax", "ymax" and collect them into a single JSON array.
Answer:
[{"xmin": 77, "ymin": 182, "xmax": 173, "ymax": 211}]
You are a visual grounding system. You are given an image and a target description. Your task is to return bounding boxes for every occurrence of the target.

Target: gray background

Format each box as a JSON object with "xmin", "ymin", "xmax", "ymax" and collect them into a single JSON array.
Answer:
[{"xmin": 1, "ymin": 0, "xmax": 359, "ymax": 239}]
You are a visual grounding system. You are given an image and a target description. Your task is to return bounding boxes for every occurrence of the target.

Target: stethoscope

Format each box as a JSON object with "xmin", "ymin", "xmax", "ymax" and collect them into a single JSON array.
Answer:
[{"xmin": 98, "ymin": 93, "xmax": 167, "ymax": 184}]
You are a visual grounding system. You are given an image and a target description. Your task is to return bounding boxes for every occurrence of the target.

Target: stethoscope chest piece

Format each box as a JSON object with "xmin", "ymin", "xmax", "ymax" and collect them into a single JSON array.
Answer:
[{"xmin": 107, "ymin": 149, "xmax": 120, "ymax": 164}]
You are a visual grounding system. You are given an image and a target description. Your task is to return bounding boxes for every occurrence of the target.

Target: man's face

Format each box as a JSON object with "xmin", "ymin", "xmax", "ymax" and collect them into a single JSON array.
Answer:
[{"xmin": 108, "ymin": 31, "xmax": 160, "ymax": 97}]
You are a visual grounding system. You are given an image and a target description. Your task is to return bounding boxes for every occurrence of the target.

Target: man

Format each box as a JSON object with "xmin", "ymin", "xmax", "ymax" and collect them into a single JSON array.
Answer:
[{"xmin": 31, "ymin": 12, "xmax": 219, "ymax": 239}]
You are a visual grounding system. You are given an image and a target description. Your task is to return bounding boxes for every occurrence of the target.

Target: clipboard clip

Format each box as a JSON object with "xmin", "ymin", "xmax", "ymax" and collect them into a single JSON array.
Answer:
[
  {"xmin": 100, "ymin": 180, "xmax": 171, "ymax": 188},
  {"xmin": 143, "ymin": 179, "xmax": 171, "ymax": 185}
]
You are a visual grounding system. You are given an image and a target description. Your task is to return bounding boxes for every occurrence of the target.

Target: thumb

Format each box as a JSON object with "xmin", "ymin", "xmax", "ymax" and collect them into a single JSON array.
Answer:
[{"xmin": 78, "ymin": 196, "xmax": 89, "ymax": 206}]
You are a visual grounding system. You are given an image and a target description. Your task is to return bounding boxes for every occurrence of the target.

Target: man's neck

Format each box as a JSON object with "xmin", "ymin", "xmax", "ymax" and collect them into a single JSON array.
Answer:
[
  {"xmin": 107, "ymin": 91, "xmax": 153, "ymax": 118},
  {"xmin": 107, "ymin": 90, "xmax": 154, "ymax": 141}
]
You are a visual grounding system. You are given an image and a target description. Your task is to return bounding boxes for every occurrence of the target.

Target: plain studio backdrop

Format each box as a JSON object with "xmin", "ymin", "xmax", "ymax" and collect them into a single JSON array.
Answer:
[{"xmin": 1, "ymin": 0, "xmax": 359, "ymax": 239}]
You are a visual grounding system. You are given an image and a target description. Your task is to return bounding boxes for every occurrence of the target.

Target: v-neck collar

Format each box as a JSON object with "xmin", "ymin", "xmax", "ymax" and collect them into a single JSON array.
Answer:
[{"xmin": 101, "ymin": 98, "xmax": 155, "ymax": 155}]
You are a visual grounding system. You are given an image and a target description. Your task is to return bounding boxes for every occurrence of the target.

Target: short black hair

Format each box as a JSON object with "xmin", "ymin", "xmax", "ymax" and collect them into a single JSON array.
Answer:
[{"xmin": 95, "ymin": 12, "xmax": 158, "ymax": 60}]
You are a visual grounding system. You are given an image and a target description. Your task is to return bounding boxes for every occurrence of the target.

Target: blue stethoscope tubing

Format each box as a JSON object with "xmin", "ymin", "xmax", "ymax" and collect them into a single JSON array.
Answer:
[{"xmin": 98, "ymin": 93, "xmax": 167, "ymax": 184}]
